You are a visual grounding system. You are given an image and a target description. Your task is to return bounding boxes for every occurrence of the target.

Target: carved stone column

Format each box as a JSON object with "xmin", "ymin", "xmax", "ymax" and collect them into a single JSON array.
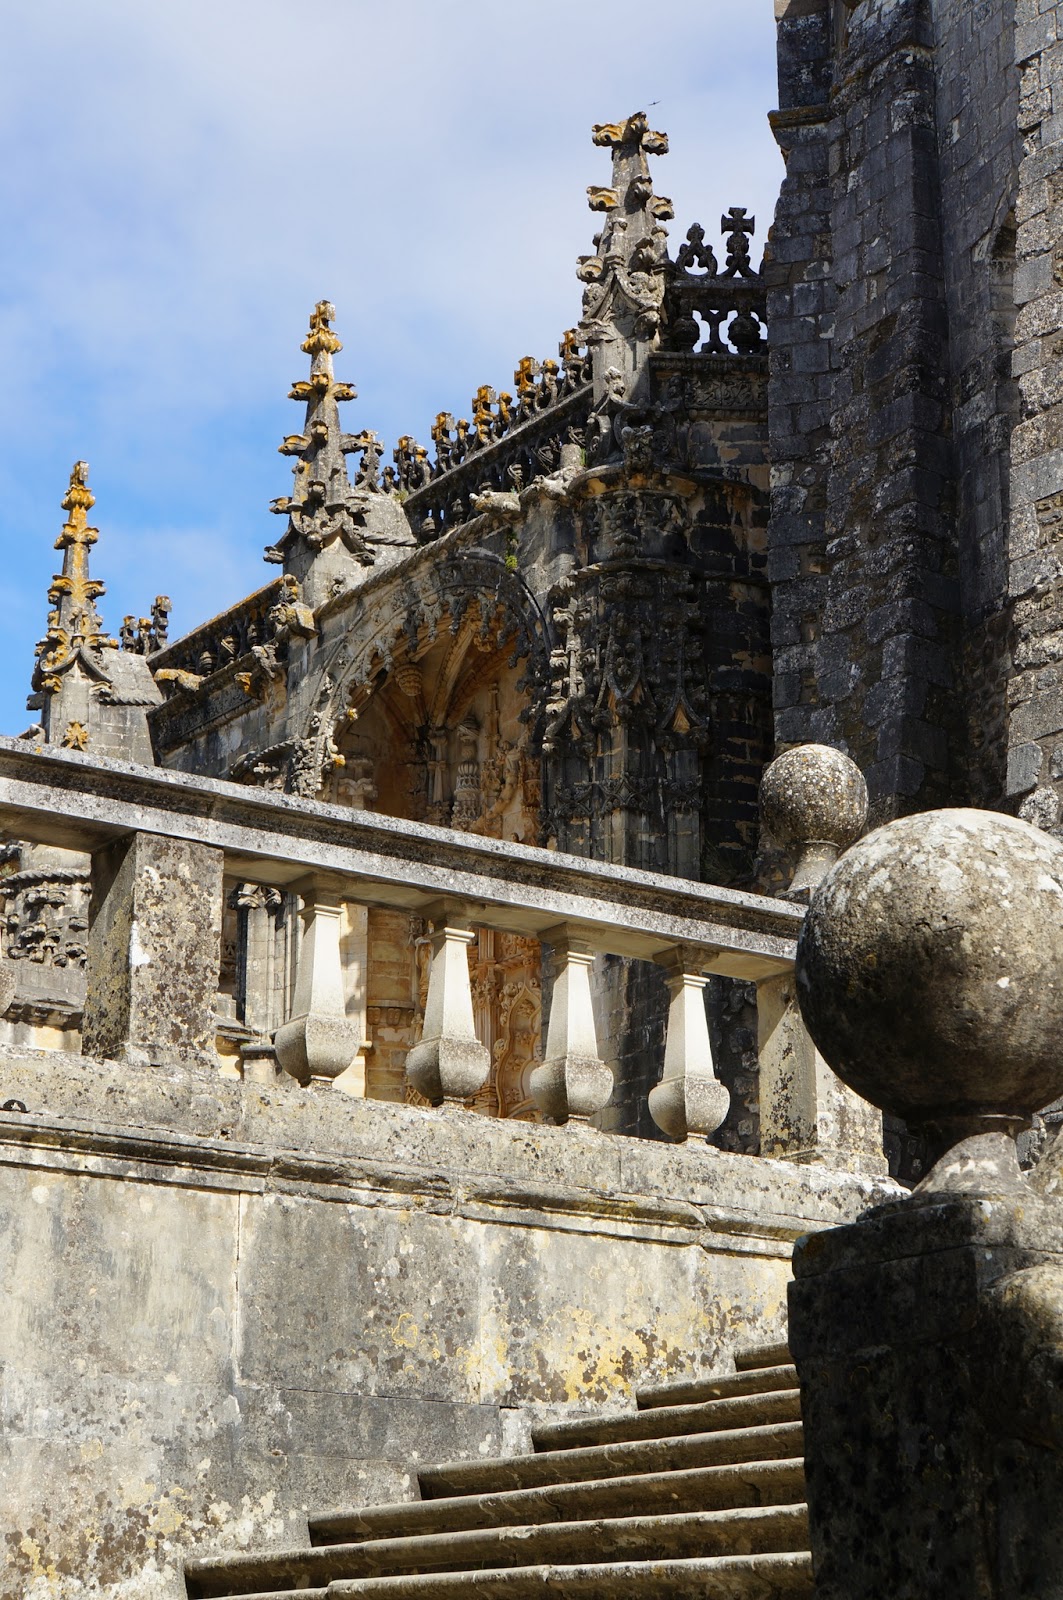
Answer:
[
  {"xmin": 405, "ymin": 907, "xmax": 491, "ymax": 1106},
  {"xmin": 274, "ymin": 882, "xmax": 361, "ymax": 1087},
  {"xmin": 531, "ymin": 930, "xmax": 613, "ymax": 1124},
  {"xmin": 648, "ymin": 947, "xmax": 730, "ymax": 1142},
  {"xmin": 83, "ymin": 832, "xmax": 223, "ymax": 1070}
]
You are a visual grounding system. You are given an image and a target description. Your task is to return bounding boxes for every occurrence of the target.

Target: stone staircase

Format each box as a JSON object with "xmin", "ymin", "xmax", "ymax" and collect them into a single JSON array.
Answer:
[{"xmin": 184, "ymin": 1341, "xmax": 812, "ymax": 1600}]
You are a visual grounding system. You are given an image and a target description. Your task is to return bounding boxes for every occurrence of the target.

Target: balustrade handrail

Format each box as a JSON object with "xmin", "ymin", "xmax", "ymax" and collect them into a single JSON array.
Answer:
[{"xmin": 0, "ymin": 737, "xmax": 800, "ymax": 977}]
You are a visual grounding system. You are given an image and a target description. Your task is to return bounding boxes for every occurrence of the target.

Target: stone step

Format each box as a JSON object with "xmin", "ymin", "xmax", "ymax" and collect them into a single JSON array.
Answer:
[
  {"xmin": 310, "ymin": 1455, "xmax": 808, "ymax": 1547},
  {"xmin": 325, "ymin": 1552, "xmax": 815, "ymax": 1598},
  {"xmin": 635, "ymin": 1364, "xmax": 798, "ymax": 1412},
  {"xmin": 185, "ymin": 1504, "xmax": 810, "ymax": 1598},
  {"xmin": 734, "ymin": 1340, "xmax": 792, "ymax": 1373},
  {"xmin": 533, "ymin": 1385, "xmax": 801, "ymax": 1452},
  {"xmin": 202, "ymin": 1594, "xmax": 326, "ymax": 1600},
  {"xmin": 417, "ymin": 1421, "xmax": 805, "ymax": 1499}
]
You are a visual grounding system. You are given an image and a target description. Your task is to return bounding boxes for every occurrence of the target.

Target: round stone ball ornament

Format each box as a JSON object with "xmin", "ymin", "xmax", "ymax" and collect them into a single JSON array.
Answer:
[
  {"xmin": 760, "ymin": 744, "xmax": 869, "ymax": 899},
  {"xmin": 796, "ymin": 808, "xmax": 1063, "ymax": 1188}
]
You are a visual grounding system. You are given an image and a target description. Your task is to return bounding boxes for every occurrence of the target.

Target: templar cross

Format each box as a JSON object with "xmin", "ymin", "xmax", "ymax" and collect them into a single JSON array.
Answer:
[{"xmin": 721, "ymin": 208, "xmax": 756, "ymax": 278}]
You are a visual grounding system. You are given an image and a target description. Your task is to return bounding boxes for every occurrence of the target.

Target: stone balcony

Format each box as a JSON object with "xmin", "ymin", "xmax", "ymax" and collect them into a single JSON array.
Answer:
[{"xmin": 0, "ymin": 736, "xmax": 881, "ymax": 1171}]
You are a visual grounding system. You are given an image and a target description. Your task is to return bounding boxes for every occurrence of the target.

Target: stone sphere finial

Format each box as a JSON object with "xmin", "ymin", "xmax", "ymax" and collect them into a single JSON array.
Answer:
[
  {"xmin": 760, "ymin": 744, "xmax": 868, "ymax": 899},
  {"xmin": 796, "ymin": 808, "xmax": 1063, "ymax": 1192}
]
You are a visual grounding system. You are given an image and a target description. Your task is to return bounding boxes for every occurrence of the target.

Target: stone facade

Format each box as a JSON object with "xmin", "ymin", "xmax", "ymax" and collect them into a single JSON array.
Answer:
[
  {"xmin": 767, "ymin": 0, "xmax": 1058, "ymax": 827},
  {"xmin": 6, "ymin": 6, "xmax": 1063, "ymax": 1590}
]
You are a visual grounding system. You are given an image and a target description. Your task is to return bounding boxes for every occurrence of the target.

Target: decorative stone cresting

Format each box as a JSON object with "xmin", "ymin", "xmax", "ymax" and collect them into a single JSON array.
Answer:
[
  {"xmin": 796, "ymin": 806, "xmax": 1063, "ymax": 1191},
  {"xmin": 759, "ymin": 743, "xmax": 868, "ymax": 903}
]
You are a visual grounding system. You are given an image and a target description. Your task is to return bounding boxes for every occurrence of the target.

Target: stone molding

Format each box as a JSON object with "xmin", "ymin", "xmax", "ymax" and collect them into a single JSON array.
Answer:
[{"xmin": 0, "ymin": 1046, "xmax": 901, "ymax": 1254}]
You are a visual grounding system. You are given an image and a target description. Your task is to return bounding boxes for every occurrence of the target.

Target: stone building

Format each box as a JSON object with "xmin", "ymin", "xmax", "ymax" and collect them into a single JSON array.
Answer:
[{"xmin": 3, "ymin": 2, "xmax": 1063, "ymax": 1594}]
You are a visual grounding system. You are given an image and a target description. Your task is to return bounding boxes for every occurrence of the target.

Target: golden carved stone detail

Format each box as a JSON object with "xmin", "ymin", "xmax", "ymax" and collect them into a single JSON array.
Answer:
[{"xmin": 33, "ymin": 462, "xmax": 118, "ymax": 694}]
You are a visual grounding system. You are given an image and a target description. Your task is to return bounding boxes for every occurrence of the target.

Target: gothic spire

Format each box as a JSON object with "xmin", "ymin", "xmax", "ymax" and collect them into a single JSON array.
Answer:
[
  {"xmin": 32, "ymin": 461, "xmax": 117, "ymax": 698},
  {"xmin": 266, "ymin": 300, "xmax": 376, "ymax": 569},
  {"xmin": 576, "ymin": 112, "xmax": 673, "ymax": 404}
]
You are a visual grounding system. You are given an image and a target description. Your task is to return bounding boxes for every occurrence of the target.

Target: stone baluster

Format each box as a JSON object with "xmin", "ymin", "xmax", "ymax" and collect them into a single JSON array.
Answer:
[
  {"xmin": 83, "ymin": 832, "xmax": 223, "ymax": 1071},
  {"xmin": 648, "ymin": 946, "xmax": 730, "ymax": 1142},
  {"xmin": 405, "ymin": 905, "xmax": 491, "ymax": 1106},
  {"xmin": 530, "ymin": 929, "xmax": 613, "ymax": 1125},
  {"xmin": 757, "ymin": 745, "xmax": 886, "ymax": 1175},
  {"xmin": 274, "ymin": 881, "xmax": 362, "ymax": 1087}
]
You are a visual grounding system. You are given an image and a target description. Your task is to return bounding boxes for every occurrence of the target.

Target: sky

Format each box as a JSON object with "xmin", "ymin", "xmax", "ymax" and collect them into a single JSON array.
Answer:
[{"xmin": 0, "ymin": 0, "xmax": 782, "ymax": 735}]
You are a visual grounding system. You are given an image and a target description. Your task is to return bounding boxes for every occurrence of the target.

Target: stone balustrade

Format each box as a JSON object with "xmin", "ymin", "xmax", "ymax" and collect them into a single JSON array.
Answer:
[{"xmin": 0, "ymin": 736, "xmax": 883, "ymax": 1169}]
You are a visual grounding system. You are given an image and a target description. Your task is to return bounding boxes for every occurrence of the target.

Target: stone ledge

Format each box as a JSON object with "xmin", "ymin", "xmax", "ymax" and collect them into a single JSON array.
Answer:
[{"xmin": 0, "ymin": 1043, "xmax": 900, "ymax": 1255}]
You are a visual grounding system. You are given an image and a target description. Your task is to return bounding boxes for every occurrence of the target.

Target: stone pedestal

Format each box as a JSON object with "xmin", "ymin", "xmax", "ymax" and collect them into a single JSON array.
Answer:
[
  {"xmin": 790, "ymin": 1194, "xmax": 1063, "ymax": 1600},
  {"xmin": 83, "ymin": 832, "xmax": 223, "ymax": 1069},
  {"xmin": 758, "ymin": 970, "xmax": 885, "ymax": 1176}
]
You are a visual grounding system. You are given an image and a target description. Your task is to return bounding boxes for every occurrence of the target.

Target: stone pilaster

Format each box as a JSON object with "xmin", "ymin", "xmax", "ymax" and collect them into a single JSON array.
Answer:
[
  {"xmin": 83, "ymin": 832, "xmax": 223, "ymax": 1070},
  {"xmin": 1006, "ymin": 1, "xmax": 1063, "ymax": 806}
]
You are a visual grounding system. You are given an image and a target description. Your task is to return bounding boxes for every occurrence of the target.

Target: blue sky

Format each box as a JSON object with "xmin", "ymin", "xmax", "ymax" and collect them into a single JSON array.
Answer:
[{"xmin": 0, "ymin": 1, "xmax": 782, "ymax": 735}]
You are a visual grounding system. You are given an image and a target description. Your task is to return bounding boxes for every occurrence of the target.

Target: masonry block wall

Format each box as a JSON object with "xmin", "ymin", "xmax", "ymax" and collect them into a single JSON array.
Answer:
[
  {"xmin": 935, "ymin": 0, "xmax": 1022, "ymax": 807},
  {"xmin": 1007, "ymin": 0, "xmax": 1063, "ymax": 804},
  {"xmin": 769, "ymin": 0, "xmax": 1033, "ymax": 820}
]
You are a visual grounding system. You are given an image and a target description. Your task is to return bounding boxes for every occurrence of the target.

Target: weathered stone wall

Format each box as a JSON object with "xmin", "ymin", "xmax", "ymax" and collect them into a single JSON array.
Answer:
[
  {"xmin": 0, "ymin": 1045, "xmax": 893, "ymax": 1599},
  {"xmin": 770, "ymin": 0, "xmax": 966, "ymax": 821},
  {"xmin": 1006, "ymin": 0, "xmax": 1063, "ymax": 805},
  {"xmin": 768, "ymin": 0, "xmax": 1031, "ymax": 821},
  {"xmin": 766, "ymin": 0, "xmax": 836, "ymax": 768},
  {"xmin": 934, "ymin": 0, "xmax": 1022, "ymax": 808}
]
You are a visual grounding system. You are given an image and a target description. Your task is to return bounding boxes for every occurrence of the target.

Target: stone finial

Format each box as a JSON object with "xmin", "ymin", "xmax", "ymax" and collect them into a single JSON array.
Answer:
[
  {"xmin": 760, "ymin": 744, "xmax": 868, "ymax": 901},
  {"xmin": 34, "ymin": 463, "xmax": 114, "ymax": 684},
  {"xmin": 577, "ymin": 112, "xmax": 672, "ymax": 412},
  {"xmin": 796, "ymin": 808, "xmax": 1063, "ymax": 1193},
  {"xmin": 266, "ymin": 301, "xmax": 372, "ymax": 571},
  {"xmin": 31, "ymin": 461, "xmax": 120, "ymax": 724}
]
